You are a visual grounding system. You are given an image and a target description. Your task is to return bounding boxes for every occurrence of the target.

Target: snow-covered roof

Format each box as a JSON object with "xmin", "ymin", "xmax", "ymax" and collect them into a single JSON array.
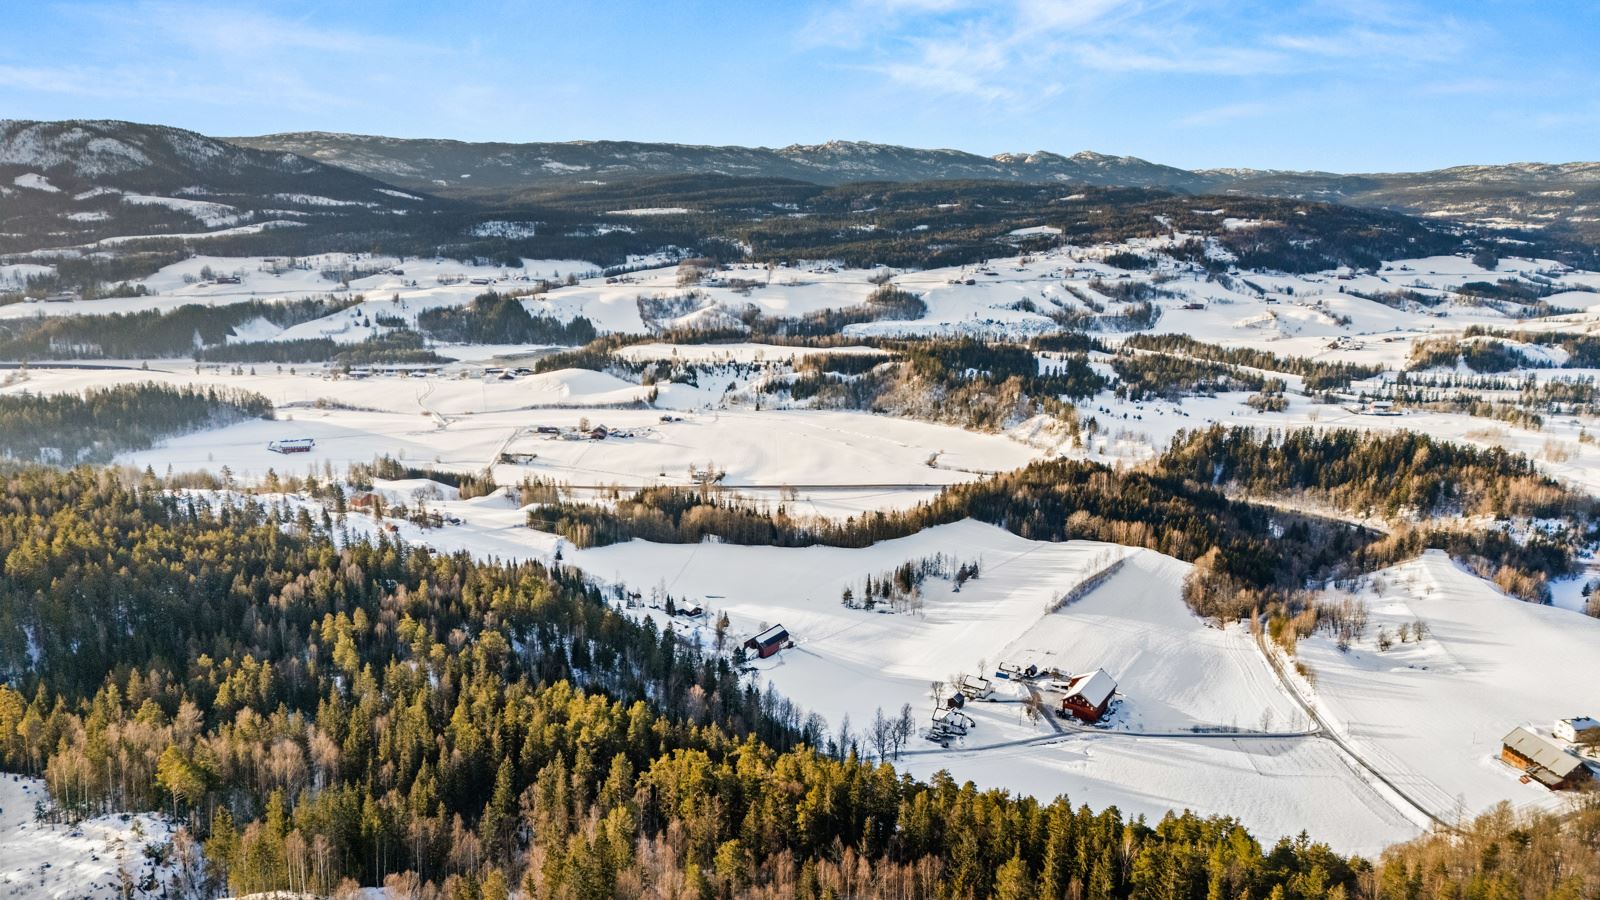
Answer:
[
  {"xmin": 750, "ymin": 624, "xmax": 788, "ymax": 645},
  {"xmin": 1559, "ymin": 716, "xmax": 1599, "ymax": 732},
  {"xmin": 1064, "ymin": 668, "xmax": 1117, "ymax": 708},
  {"xmin": 1502, "ymin": 726, "xmax": 1586, "ymax": 779}
]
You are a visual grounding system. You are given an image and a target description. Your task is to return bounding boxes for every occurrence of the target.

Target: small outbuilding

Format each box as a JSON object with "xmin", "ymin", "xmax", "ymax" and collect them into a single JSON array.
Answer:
[
  {"xmin": 744, "ymin": 624, "xmax": 790, "ymax": 659},
  {"xmin": 268, "ymin": 438, "xmax": 316, "ymax": 454},
  {"xmin": 1501, "ymin": 726, "xmax": 1592, "ymax": 791},
  {"xmin": 1059, "ymin": 669, "xmax": 1118, "ymax": 723}
]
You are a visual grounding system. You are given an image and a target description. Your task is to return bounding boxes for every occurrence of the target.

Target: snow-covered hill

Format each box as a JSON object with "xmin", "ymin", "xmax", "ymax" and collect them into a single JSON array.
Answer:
[{"xmin": 0, "ymin": 120, "xmax": 444, "ymax": 253}]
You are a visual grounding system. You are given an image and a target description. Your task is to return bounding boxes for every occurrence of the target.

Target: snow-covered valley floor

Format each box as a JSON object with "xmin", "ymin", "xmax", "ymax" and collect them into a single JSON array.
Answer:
[{"xmin": 6, "ymin": 246, "xmax": 1600, "ymax": 861}]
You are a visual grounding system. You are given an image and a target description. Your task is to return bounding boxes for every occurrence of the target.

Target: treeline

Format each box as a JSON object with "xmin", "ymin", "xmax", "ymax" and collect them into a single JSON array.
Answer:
[
  {"xmin": 417, "ymin": 291, "xmax": 597, "ymax": 346},
  {"xmin": 0, "ymin": 249, "xmax": 187, "ymax": 299},
  {"xmin": 1160, "ymin": 427, "xmax": 1588, "ymax": 601},
  {"xmin": 1111, "ymin": 352, "xmax": 1269, "ymax": 400},
  {"xmin": 532, "ymin": 334, "xmax": 1099, "ymax": 435},
  {"xmin": 0, "ymin": 296, "xmax": 357, "ymax": 360},
  {"xmin": 774, "ymin": 338, "xmax": 1101, "ymax": 433},
  {"xmin": 0, "ymin": 382, "xmax": 272, "ymax": 463},
  {"xmin": 530, "ymin": 459, "xmax": 1376, "ymax": 590},
  {"xmin": 196, "ymin": 337, "xmax": 346, "ymax": 364},
  {"xmin": 528, "ymin": 426, "xmax": 1583, "ymax": 603},
  {"xmin": 1409, "ymin": 338, "xmax": 1535, "ymax": 374},
  {"xmin": 0, "ymin": 465, "xmax": 1372, "ymax": 898},
  {"xmin": 1123, "ymin": 334, "xmax": 1383, "ymax": 390},
  {"xmin": 349, "ymin": 455, "xmax": 499, "ymax": 500},
  {"xmin": 1411, "ymin": 326, "xmax": 1600, "ymax": 374},
  {"xmin": 1366, "ymin": 800, "xmax": 1600, "ymax": 899},
  {"xmin": 721, "ymin": 283, "xmax": 928, "ymax": 341},
  {"xmin": 196, "ymin": 329, "xmax": 450, "ymax": 366},
  {"xmin": 1161, "ymin": 426, "xmax": 1592, "ymax": 524}
]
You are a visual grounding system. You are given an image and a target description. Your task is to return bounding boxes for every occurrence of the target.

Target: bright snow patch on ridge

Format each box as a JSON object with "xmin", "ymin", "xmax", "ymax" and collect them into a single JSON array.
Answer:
[
  {"xmin": 120, "ymin": 194, "xmax": 242, "ymax": 227},
  {"xmin": 0, "ymin": 775, "xmax": 192, "ymax": 899},
  {"xmin": 12, "ymin": 173, "xmax": 61, "ymax": 193},
  {"xmin": 605, "ymin": 207, "xmax": 690, "ymax": 216}
]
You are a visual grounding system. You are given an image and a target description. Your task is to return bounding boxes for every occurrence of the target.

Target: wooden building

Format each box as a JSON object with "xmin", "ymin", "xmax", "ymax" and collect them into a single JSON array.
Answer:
[
  {"xmin": 1059, "ymin": 669, "xmax": 1118, "ymax": 723},
  {"xmin": 1501, "ymin": 726, "xmax": 1593, "ymax": 791},
  {"xmin": 744, "ymin": 624, "xmax": 789, "ymax": 659}
]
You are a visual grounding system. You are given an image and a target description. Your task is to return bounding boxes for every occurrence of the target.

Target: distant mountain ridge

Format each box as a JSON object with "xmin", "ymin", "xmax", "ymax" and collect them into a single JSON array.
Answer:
[
  {"xmin": 230, "ymin": 131, "xmax": 1600, "ymax": 239},
  {"xmin": 0, "ymin": 120, "xmax": 444, "ymax": 253},
  {"xmin": 228, "ymin": 133, "xmax": 1214, "ymax": 192},
  {"xmin": 2, "ymin": 120, "xmax": 1597, "ymax": 261}
]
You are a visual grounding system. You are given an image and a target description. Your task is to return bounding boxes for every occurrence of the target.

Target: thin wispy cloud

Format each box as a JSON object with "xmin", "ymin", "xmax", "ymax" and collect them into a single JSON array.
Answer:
[
  {"xmin": 1178, "ymin": 101, "xmax": 1273, "ymax": 128},
  {"xmin": 1, "ymin": 2, "xmax": 471, "ymax": 121},
  {"xmin": 803, "ymin": 0, "xmax": 1478, "ymax": 104},
  {"xmin": 0, "ymin": 0, "xmax": 1594, "ymax": 169}
]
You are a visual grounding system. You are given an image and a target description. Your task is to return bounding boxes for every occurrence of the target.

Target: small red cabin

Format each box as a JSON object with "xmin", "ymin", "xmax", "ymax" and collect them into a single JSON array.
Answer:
[{"xmin": 744, "ymin": 624, "xmax": 790, "ymax": 659}]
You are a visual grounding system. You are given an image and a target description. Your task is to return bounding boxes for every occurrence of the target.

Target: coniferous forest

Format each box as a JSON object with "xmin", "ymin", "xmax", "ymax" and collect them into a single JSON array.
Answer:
[
  {"xmin": 0, "ymin": 465, "xmax": 1396, "ymax": 898},
  {"xmin": 0, "ymin": 383, "xmax": 272, "ymax": 463}
]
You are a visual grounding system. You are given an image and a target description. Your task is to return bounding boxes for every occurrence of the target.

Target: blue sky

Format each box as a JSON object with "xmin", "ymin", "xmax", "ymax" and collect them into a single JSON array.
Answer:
[{"xmin": 2, "ymin": 0, "xmax": 1596, "ymax": 172}]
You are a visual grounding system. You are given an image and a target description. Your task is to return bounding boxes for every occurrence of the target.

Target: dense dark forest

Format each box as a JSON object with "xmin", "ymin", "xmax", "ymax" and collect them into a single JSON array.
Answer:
[
  {"xmin": 0, "ymin": 382, "xmax": 271, "ymax": 463},
  {"xmin": 198, "ymin": 329, "xmax": 450, "ymax": 366},
  {"xmin": 0, "ymin": 465, "xmax": 1383, "ymax": 898},
  {"xmin": 1160, "ymin": 426, "xmax": 1592, "ymax": 524},
  {"xmin": 1121, "ymin": 335, "xmax": 1383, "ymax": 391},
  {"xmin": 0, "ymin": 297, "xmax": 356, "ymax": 360},
  {"xmin": 1109, "ymin": 353, "xmax": 1268, "ymax": 400},
  {"xmin": 417, "ymin": 291, "xmax": 598, "ymax": 346},
  {"xmin": 759, "ymin": 337, "xmax": 1099, "ymax": 432},
  {"xmin": 1410, "ymin": 326, "xmax": 1600, "ymax": 374}
]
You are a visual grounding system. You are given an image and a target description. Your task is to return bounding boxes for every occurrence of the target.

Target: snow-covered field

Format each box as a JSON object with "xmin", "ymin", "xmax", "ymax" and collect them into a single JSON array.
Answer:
[
  {"xmin": 1291, "ymin": 551, "xmax": 1600, "ymax": 825},
  {"xmin": 8, "ymin": 243, "xmax": 1600, "ymax": 860},
  {"xmin": 293, "ymin": 506, "xmax": 1443, "ymax": 854}
]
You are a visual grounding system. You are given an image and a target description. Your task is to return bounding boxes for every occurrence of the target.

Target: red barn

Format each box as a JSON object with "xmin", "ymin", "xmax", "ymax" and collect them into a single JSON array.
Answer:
[
  {"xmin": 1059, "ymin": 669, "xmax": 1117, "ymax": 723},
  {"xmin": 744, "ymin": 624, "xmax": 790, "ymax": 659}
]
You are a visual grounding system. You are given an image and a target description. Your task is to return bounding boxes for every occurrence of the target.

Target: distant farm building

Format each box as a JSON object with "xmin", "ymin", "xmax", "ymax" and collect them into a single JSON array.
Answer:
[
  {"xmin": 1501, "ymin": 726, "xmax": 1593, "ymax": 791},
  {"xmin": 267, "ymin": 438, "xmax": 316, "ymax": 454},
  {"xmin": 1059, "ymin": 669, "xmax": 1118, "ymax": 723},
  {"xmin": 744, "ymin": 624, "xmax": 790, "ymax": 659},
  {"xmin": 1555, "ymin": 716, "xmax": 1600, "ymax": 744}
]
